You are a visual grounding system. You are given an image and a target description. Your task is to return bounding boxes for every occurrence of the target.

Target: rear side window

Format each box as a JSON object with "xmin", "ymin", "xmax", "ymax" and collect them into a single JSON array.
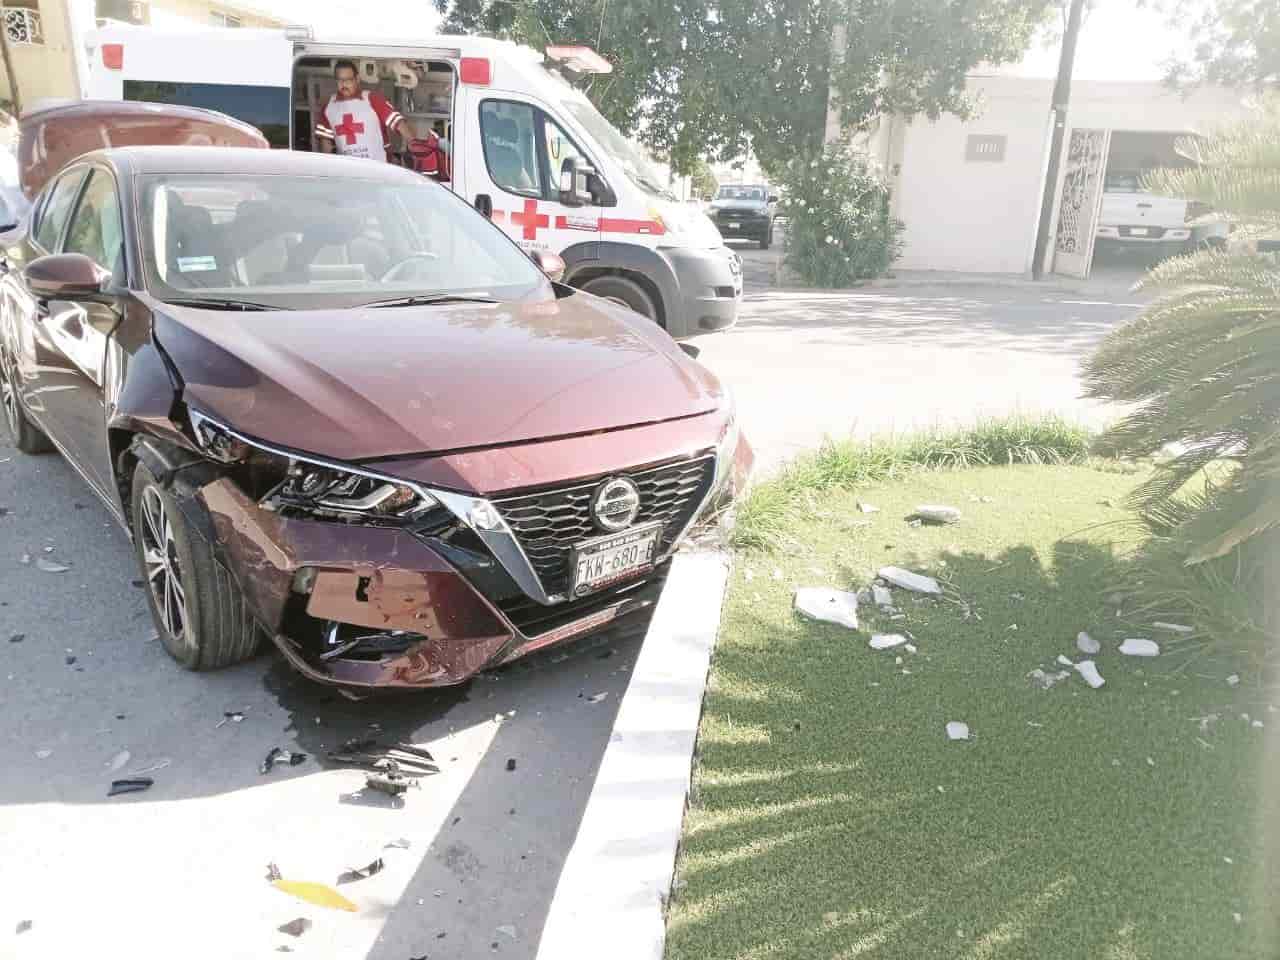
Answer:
[
  {"xmin": 34, "ymin": 170, "xmax": 87, "ymax": 252},
  {"xmin": 480, "ymin": 101, "xmax": 542, "ymax": 198},
  {"xmin": 123, "ymin": 80, "xmax": 290, "ymax": 148},
  {"xmin": 64, "ymin": 170, "xmax": 124, "ymax": 273}
]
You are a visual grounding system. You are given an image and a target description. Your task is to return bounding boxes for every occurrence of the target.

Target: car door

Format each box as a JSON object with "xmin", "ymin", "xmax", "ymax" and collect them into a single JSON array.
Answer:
[
  {"xmin": 30, "ymin": 166, "xmax": 125, "ymax": 497},
  {"xmin": 465, "ymin": 94, "xmax": 602, "ymax": 255}
]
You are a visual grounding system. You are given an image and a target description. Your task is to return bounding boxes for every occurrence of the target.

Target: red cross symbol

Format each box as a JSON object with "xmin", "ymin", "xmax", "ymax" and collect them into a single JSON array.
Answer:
[
  {"xmin": 333, "ymin": 112, "xmax": 365, "ymax": 145},
  {"xmin": 510, "ymin": 198, "xmax": 549, "ymax": 241}
]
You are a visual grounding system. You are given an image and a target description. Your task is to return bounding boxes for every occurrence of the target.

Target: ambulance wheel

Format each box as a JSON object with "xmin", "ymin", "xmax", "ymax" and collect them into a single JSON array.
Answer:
[{"xmin": 581, "ymin": 275, "xmax": 659, "ymax": 324}]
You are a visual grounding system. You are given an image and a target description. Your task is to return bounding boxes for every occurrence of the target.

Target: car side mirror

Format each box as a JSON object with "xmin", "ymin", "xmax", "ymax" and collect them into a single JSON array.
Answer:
[
  {"xmin": 26, "ymin": 253, "xmax": 112, "ymax": 300},
  {"xmin": 559, "ymin": 157, "xmax": 595, "ymax": 208},
  {"xmin": 531, "ymin": 250, "xmax": 566, "ymax": 282}
]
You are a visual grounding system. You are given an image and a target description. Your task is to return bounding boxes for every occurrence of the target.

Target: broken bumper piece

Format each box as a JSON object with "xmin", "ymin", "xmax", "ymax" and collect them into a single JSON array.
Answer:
[{"xmin": 196, "ymin": 477, "xmax": 670, "ymax": 689}]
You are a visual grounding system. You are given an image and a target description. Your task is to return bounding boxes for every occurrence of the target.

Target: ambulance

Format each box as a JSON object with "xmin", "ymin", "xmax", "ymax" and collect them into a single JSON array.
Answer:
[{"xmin": 81, "ymin": 24, "xmax": 742, "ymax": 338}]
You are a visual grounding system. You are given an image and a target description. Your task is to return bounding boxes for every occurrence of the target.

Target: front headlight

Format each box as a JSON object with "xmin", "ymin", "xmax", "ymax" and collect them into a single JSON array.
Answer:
[{"xmin": 189, "ymin": 409, "xmax": 438, "ymax": 524}]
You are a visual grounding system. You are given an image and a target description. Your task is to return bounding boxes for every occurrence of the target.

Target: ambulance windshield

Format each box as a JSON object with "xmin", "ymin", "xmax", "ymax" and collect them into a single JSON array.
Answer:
[{"xmin": 560, "ymin": 99, "xmax": 674, "ymax": 200}]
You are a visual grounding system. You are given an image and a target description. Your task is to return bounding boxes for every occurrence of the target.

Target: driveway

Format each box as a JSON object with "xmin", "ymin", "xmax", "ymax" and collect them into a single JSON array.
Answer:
[{"xmin": 701, "ymin": 241, "xmax": 1148, "ymax": 471}]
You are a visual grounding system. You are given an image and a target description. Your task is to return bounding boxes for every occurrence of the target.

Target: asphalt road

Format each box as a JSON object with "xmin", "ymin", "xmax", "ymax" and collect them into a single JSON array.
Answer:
[
  {"xmin": 704, "ymin": 240, "xmax": 1148, "ymax": 471},
  {"xmin": 0, "ymin": 439, "xmax": 649, "ymax": 958},
  {"xmin": 0, "ymin": 259, "xmax": 1148, "ymax": 957}
]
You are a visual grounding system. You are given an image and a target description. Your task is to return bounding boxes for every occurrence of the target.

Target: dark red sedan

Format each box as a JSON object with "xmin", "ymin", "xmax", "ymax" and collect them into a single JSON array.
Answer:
[{"xmin": 0, "ymin": 146, "xmax": 750, "ymax": 687}]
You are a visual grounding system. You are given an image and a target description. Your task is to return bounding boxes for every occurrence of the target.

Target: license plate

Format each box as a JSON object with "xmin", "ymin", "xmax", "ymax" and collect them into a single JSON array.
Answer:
[
  {"xmin": 570, "ymin": 523, "xmax": 661, "ymax": 597},
  {"xmin": 728, "ymin": 222, "xmax": 741, "ymax": 229},
  {"xmin": 1129, "ymin": 227, "xmax": 1149, "ymax": 236}
]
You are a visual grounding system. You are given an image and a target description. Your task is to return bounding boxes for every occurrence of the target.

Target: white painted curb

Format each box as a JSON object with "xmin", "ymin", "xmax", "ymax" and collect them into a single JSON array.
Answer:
[{"xmin": 535, "ymin": 549, "xmax": 730, "ymax": 959}]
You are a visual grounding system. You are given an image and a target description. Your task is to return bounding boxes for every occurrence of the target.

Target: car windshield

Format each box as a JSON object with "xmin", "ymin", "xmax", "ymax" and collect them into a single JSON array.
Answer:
[
  {"xmin": 717, "ymin": 186, "xmax": 767, "ymax": 201},
  {"xmin": 137, "ymin": 173, "xmax": 548, "ymax": 309},
  {"xmin": 559, "ymin": 98, "xmax": 673, "ymax": 200}
]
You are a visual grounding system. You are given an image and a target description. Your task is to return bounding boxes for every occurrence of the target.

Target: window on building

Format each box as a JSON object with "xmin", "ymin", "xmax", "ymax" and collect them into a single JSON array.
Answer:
[
  {"xmin": 3, "ymin": 3, "xmax": 44, "ymax": 45},
  {"xmin": 209, "ymin": 10, "xmax": 242, "ymax": 27}
]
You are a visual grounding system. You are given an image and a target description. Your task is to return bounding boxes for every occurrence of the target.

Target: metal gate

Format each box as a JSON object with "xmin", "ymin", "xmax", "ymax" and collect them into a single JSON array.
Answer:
[{"xmin": 1052, "ymin": 127, "xmax": 1111, "ymax": 278}]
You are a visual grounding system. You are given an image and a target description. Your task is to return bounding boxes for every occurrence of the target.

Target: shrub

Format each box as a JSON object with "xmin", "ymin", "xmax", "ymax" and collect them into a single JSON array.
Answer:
[{"xmin": 778, "ymin": 147, "xmax": 902, "ymax": 286}]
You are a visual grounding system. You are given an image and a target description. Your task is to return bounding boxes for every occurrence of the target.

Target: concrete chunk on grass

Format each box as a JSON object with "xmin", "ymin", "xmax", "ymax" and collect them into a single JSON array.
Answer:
[
  {"xmin": 869, "ymin": 633, "xmax": 908, "ymax": 651},
  {"xmin": 878, "ymin": 566, "xmax": 942, "ymax": 596},
  {"xmin": 915, "ymin": 505, "xmax": 962, "ymax": 525},
  {"xmin": 794, "ymin": 588, "xmax": 859, "ymax": 630},
  {"xmin": 1119, "ymin": 638, "xmax": 1161, "ymax": 658}
]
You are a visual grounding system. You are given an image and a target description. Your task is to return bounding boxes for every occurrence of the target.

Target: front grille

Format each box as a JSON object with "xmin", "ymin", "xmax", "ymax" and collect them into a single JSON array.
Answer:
[{"xmin": 492, "ymin": 455, "xmax": 716, "ymax": 598}]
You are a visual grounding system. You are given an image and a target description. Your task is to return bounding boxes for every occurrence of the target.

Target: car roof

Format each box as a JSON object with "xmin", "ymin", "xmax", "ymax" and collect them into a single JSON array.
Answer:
[{"xmin": 91, "ymin": 146, "xmax": 426, "ymax": 183}]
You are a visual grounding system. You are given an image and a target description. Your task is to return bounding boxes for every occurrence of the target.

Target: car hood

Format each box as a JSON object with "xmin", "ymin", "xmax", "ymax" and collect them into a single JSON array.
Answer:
[{"xmin": 152, "ymin": 293, "xmax": 725, "ymax": 463}]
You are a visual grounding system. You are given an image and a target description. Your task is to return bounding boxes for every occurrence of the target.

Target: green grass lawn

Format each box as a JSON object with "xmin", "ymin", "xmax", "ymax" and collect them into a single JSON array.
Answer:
[{"xmin": 667, "ymin": 464, "xmax": 1278, "ymax": 960}]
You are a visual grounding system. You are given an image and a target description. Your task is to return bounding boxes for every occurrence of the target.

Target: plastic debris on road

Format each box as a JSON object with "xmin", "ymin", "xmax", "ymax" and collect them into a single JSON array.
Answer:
[
  {"xmin": 794, "ymin": 588, "xmax": 860, "ymax": 629},
  {"xmin": 946, "ymin": 721, "xmax": 970, "ymax": 741},
  {"xmin": 108, "ymin": 750, "xmax": 131, "ymax": 772},
  {"xmin": 36, "ymin": 557, "xmax": 70, "ymax": 573},
  {"xmin": 260, "ymin": 747, "xmax": 308, "ymax": 774},
  {"xmin": 278, "ymin": 918, "xmax": 312, "ymax": 937},
  {"xmin": 497, "ymin": 924, "xmax": 518, "ymax": 940},
  {"xmin": 1119, "ymin": 638, "xmax": 1160, "ymax": 657},
  {"xmin": 107, "ymin": 777, "xmax": 153, "ymax": 797},
  {"xmin": 337, "ymin": 858, "xmax": 384, "ymax": 885},
  {"xmin": 268, "ymin": 864, "xmax": 358, "ymax": 913},
  {"xmin": 878, "ymin": 566, "xmax": 942, "ymax": 595}
]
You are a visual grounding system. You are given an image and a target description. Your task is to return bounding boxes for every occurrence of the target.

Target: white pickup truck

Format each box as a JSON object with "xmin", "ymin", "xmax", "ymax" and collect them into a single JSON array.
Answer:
[{"xmin": 1094, "ymin": 171, "xmax": 1193, "ymax": 256}]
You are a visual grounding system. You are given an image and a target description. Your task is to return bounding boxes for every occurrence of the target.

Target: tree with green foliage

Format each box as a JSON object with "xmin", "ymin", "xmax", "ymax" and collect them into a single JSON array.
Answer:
[
  {"xmin": 1164, "ymin": 0, "xmax": 1280, "ymax": 89},
  {"xmin": 1083, "ymin": 101, "xmax": 1280, "ymax": 574},
  {"xmin": 433, "ymin": 0, "xmax": 1052, "ymax": 177},
  {"xmin": 688, "ymin": 159, "xmax": 718, "ymax": 201}
]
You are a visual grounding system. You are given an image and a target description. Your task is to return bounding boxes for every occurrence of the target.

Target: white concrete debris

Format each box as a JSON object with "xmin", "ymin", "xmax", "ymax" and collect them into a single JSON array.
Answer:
[
  {"xmin": 108, "ymin": 750, "xmax": 131, "ymax": 772},
  {"xmin": 904, "ymin": 643, "xmax": 918, "ymax": 654},
  {"xmin": 1027, "ymin": 668, "xmax": 1072, "ymax": 690},
  {"xmin": 1252, "ymin": 720, "xmax": 1264, "ymax": 729},
  {"xmin": 1076, "ymin": 631, "xmax": 1100, "ymax": 655},
  {"xmin": 1226, "ymin": 674, "xmax": 1240, "ymax": 687},
  {"xmin": 869, "ymin": 634, "xmax": 908, "ymax": 651},
  {"xmin": 857, "ymin": 502, "xmax": 880, "ymax": 514},
  {"xmin": 871, "ymin": 584, "xmax": 894, "ymax": 608},
  {"xmin": 497, "ymin": 924, "xmax": 518, "ymax": 940},
  {"xmin": 1146, "ymin": 757, "xmax": 1155, "ymax": 767},
  {"xmin": 879, "ymin": 566, "xmax": 942, "ymax": 595},
  {"xmin": 946, "ymin": 721, "xmax": 970, "ymax": 741},
  {"xmin": 1056, "ymin": 655, "xmax": 1075, "ymax": 667},
  {"xmin": 1119, "ymin": 638, "xmax": 1161, "ymax": 657},
  {"xmin": 1074, "ymin": 660, "xmax": 1106, "ymax": 689},
  {"xmin": 1233, "ymin": 912, "xmax": 1243, "ymax": 925},
  {"xmin": 1153, "ymin": 622, "xmax": 1194, "ymax": 634},
  {"xmin": 915, "ymin": 505, "xmax": 962, "ymax": 524},
  {"xmin": 794, "ymin": 588, "xmax": 859, "ymax": 630}
]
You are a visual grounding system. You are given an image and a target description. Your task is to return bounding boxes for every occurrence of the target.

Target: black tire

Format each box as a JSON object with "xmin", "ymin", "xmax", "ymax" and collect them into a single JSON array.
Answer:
[
  {"xmin": 1, "ymin": 346, "xmax": 53, "ymax": 454},
  {"xmin": 580, "ymin": 274, "xmax": 659, "ymax": 324},
  {"xmin": 131, "ymin": 460, "xmax": 259, "ymax": 670}
]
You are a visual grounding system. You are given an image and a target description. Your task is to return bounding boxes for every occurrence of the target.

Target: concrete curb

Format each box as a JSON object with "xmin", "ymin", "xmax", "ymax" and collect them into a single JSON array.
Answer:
[{"xmin": 535, "ymin": 549, "xmax": 730, "ymax": 959}]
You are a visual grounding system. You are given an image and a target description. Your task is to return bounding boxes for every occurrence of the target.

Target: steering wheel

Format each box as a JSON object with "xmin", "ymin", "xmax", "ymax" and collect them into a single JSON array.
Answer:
[{"xmin": 380, "ymin": 252, "xmax": 440, "ymax": 283}]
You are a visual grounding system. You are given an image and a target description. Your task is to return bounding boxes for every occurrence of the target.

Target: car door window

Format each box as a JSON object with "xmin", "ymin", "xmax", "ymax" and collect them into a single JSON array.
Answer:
[
  {"xmin": 539, "ymin": 114, "xmax": 591, "ymax": 199},
  {"xmin": 480, "ymin": 100, "xmax": 541, "ymax": 198},
  {"xmin": 63, "ymin": 170, "xmax": 124, "ymax": 274},
  {"xmin": 33, "ymin": 170, "xmax": 87, "ymax": 252}
]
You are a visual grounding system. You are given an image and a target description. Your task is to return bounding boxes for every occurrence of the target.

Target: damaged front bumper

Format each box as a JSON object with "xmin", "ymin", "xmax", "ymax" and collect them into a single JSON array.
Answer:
[{"xmin": 191, "ymin": 423, "xmax": 752, "ymax": 688}]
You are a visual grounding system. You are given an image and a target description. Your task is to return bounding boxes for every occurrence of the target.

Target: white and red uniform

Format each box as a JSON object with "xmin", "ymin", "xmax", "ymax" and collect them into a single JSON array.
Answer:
[{"xmin": 315, "ymin": 90, "xmax": 404, "ymax": 161}]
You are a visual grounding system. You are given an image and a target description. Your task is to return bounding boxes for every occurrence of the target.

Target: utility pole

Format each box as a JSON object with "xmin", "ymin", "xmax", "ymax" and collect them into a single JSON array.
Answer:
[
  {"xmin": 0, "ymin": 11, "xmax": 22, "ymax": 118},
  {"xmin": 1031, "ymin": 0, "xmax": 1086, "ymax": 280}
]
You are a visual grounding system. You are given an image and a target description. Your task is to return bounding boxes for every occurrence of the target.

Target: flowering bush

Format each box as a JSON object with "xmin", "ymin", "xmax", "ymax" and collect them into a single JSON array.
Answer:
[{"xmin": 778, "ymin": 149, "xmax": 903, "ymax": 287}]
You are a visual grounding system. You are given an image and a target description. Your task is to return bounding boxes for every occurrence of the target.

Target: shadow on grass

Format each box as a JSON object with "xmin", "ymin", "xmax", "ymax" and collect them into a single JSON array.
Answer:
[{"xmin": 668, "ymin": 535, "xmax": 1278, "ymax": 960}]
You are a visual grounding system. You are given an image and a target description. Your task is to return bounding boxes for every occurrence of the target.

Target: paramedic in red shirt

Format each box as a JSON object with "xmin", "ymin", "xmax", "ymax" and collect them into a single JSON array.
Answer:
[{"xmin": 315, "ymin": 59, "xmax": 405, "ymax": 162}]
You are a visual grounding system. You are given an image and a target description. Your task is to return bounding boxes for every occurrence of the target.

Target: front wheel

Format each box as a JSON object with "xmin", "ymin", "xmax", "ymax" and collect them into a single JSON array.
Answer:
[
  {"xmin": 131, "ymin": 461, "xmax": 260, "ymax": 670},
  {"xmin": 580, "ymin": 275, "xmax": 659, "ymax": 325},
  {"xmin": 1, "ymin": 345, "xmax": 53, "ymax": 454}
]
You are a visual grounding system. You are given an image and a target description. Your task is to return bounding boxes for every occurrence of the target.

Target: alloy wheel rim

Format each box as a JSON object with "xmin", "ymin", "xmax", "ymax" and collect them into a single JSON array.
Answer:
[
  {"xmin": 1, "ymin": 350, "xmax": 19, "ymax": 437},
  {"xmin": 140, "ymin": 486, "xmax": 189, "ymax": 644}
]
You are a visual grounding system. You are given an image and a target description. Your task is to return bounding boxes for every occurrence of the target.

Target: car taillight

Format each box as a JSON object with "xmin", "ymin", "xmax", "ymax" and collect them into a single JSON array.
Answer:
[
  {"xmin": 101, "ymin": 43, "xmax": 124, "ymax": 70},
  {"xmin": 459, "ymin": 57, "xmax": 491, "ymax": 85}
]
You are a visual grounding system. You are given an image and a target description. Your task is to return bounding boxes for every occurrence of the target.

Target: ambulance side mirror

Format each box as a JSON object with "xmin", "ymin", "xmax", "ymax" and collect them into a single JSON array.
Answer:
[{"xmin": 559, "ymin": 157, "xmax": 595, "ymax": 208}]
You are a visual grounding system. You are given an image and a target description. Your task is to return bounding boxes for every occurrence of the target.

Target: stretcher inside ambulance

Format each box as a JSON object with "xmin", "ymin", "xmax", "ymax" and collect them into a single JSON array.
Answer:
[{"xmin": 84, "ymin": 26, "xmax": 741, "ymax": 337}]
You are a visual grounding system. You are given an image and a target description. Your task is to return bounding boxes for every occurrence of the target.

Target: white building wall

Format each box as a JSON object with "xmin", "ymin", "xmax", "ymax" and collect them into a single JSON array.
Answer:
[{"xmin": 892, "ymin": 75, "xmax": 1254, "ymax": 275}]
